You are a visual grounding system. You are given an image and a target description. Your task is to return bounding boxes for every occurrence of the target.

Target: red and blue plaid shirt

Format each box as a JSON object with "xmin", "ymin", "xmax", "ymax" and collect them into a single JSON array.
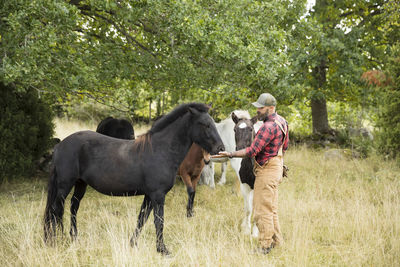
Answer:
[{"xmin": 245, "ymin": 113, "xmax": 289, "ymax": 166}]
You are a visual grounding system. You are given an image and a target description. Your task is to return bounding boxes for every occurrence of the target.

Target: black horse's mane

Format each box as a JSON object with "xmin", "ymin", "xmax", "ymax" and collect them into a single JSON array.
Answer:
[
  {"xmin": 132, "ymin": 103, "xmax": 209, "ymax": 153},
  {"xmin": 149, "ymin": 102, "xmax": 209, "ymax": 134}
]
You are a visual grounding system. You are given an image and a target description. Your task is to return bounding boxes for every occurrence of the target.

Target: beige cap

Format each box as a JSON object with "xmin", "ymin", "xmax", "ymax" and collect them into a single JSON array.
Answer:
[{"xmin": 252, "ymin": 93, "xmax": 277, "ymax": 108}]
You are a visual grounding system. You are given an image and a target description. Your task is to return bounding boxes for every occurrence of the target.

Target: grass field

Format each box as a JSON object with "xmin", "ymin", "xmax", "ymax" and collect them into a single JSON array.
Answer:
[{"xmin": 0, "ymin": 119, "xmax": 399, "ymax": 266}]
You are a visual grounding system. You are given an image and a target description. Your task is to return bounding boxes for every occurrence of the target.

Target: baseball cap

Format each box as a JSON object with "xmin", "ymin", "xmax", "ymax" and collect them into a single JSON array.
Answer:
[{"xmin": 252, "ymin": 93, "xmax": 277, "ymax": 108}]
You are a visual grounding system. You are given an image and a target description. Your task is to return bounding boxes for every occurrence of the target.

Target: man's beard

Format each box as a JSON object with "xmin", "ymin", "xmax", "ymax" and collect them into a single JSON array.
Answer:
[{"xmin": 257, "ymin": 109, "xmax": 269, "ymax": 121}]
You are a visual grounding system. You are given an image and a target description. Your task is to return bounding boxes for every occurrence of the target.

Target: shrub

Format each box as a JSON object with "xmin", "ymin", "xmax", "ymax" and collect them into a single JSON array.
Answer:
[{"xmin": 0, "ymin": 83, "xmax": 54, "ymax": 181}]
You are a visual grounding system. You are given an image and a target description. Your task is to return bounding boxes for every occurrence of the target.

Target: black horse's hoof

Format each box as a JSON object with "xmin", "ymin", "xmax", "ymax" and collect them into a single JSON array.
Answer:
[
  {"xmin": 130, "ymin": 237, "xmax": 138, "ymax": 247},
  {"xmin": 157, "ymin": 245, "xmax": 171, "ymax": 256}
]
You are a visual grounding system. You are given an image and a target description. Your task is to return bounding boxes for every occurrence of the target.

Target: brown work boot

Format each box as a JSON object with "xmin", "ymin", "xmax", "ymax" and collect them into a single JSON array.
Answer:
[{"xmin": 252, "ymin": 243, "xmax": 275, "ymax": 255}]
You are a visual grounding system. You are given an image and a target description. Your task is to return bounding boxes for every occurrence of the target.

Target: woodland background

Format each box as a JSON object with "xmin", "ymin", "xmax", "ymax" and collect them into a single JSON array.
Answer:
[
  {"xmin": 1, "ymin": 0, "xmax": 399, "ymax": 180},
  {"xmin": 1, "ymin": 1, "xmax": 399, "ymax": 266}
]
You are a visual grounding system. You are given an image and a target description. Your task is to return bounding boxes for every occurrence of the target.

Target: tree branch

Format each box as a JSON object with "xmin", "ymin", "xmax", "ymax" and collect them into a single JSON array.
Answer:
[
  {"xmin": 68, "ymin": 0, "xmax": 157, "ymax": 57},
  {"xmin": 339, "ymin": 4, "xmax": 381, "ymax": 18},
  {"xmin": 80, "ymin": 10, "xmax": 157, "ymax": 57},
  {"xmin": 71, "ymin": 90, "xmax": 131, "ymax": 113}
]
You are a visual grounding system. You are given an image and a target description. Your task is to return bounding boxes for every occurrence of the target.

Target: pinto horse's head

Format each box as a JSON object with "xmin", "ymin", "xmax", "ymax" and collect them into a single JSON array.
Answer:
[
  {"xmin": 232, "ymin": 112, "xmax": 259, "ymax": 150},
  {"xmin": 188, "ymin": 105, "xmax": 224, "ymax": 155}
]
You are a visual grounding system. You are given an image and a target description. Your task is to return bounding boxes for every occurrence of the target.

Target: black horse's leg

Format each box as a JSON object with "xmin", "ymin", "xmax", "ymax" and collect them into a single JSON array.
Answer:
[
  {"xmin": 70, "ymin": 179, "xmax": 87, "ymax": 241},
  {"xmin": 130, "ymin": 195, "xmax": 153, "ymax": 247},
  {"xmin": 186, "ymin": 186, "xmax": 195, "ymax": 218},
  {"xmin": 51, "ymin": 187, "xmax": 72, "ymax": 238},
  {"xmin": 152, "ymin": 195, "xmax": 170, "ymax": 255}
]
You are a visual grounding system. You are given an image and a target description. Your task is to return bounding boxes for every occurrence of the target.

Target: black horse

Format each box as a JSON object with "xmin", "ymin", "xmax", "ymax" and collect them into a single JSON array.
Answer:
[
  {"xmin": 43, "ymin": 103, "xmax": 224, "ymax": 255},
  {"xmin": 96, "ymin": 117, "xmax": 134, "ymax": 140}
]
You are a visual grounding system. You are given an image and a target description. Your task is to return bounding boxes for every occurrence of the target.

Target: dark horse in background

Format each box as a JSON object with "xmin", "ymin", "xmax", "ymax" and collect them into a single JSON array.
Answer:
[
  {"xmin": 96, "ymin": 116, "xmax": 135, "ymax": 140},
  {"xmin": 43, "ymin": 103, "xmax": 224, "ymax": 255},
  {"xmin": 177, "ymin": 143, "xmax": 211, "ymax": 217}
]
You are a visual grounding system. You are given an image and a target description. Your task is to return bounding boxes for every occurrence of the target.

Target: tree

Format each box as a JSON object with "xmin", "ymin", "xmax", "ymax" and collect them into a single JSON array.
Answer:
[
  {"xmin": 1, "ymin": 0, "xmax": 306, "ymax": 117},
  {"xmin": 290, "ymin": 0, "xmax": 389, "ymax": 134}
]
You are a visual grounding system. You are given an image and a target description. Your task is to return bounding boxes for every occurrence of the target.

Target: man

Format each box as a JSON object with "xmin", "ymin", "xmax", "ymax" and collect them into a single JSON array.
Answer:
[{"xmin": 219, "ymin": 93, "xmax": 289, "ymax": 254}]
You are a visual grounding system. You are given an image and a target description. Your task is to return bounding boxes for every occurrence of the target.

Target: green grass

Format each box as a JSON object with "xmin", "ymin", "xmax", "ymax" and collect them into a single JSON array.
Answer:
[{"xmin": 1, "ymin": 145, "xmax": 399, "ymax": 266}]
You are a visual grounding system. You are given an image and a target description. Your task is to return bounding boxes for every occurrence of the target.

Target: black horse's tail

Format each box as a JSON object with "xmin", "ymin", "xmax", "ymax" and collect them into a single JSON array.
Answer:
[{"xmin": 43, "ymin": 165, "xmax": 61, "ymax": 242}]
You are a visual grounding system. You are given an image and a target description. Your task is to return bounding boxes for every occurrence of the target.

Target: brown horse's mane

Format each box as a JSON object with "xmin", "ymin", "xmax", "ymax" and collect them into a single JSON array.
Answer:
[{"xmin": 132, "ymin": 103, "xmax": 210, "ymax": 154}]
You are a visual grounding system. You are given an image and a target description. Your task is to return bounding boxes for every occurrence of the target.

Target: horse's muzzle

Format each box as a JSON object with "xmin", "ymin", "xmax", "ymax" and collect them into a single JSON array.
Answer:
[
  {"xmin": 203, "ymin": 159, "xmax": 210, "ymax": 165},
  {"xmin": 217, "ymin": 144, "xmax": 225, "ymax": 153},
  {"xmin": 211, "ymin": 144, "xmax": 225, "ymax": 156}
]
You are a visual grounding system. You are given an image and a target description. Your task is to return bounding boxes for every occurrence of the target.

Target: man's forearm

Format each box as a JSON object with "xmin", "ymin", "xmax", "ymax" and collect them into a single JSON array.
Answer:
[
  {"xmin": 218, "ymin": 148, "xmax": 248, "ymax": 158},
  {"xmin": 230, "ymin": 148, "xmax": 247, "ymax": 158}
]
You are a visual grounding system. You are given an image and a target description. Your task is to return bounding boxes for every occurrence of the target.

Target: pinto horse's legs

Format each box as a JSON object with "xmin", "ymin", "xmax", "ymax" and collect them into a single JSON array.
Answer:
[
  {"xmin": 218, "ymin": 162, "xmax": 228, "ymax": 185},
  {"xmin": 240, "ymin": 183, "xmax": 253, "ymax": 235},
  {"xmin": 151, "ymin": 194, "xmax": 170, "ymax": 255},
  {"xmin": 130, "ymin": 195, "xmax": 153, "ymax": 247},
  {"xmin": 70, "ymin": 179, "xmax": 87, "ymax": 240}
]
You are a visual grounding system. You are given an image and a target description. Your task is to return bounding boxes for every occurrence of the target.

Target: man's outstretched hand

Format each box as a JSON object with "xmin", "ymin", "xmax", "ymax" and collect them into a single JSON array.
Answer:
[{"xmin": 211, "ymin": 151, "xmax": 231, "ymax": 158}]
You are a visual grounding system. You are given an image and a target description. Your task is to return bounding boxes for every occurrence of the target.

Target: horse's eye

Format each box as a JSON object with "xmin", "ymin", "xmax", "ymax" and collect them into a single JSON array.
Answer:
[{"xmin": 201, "ymin": 123, "xmax": 210, "ymax": 129}]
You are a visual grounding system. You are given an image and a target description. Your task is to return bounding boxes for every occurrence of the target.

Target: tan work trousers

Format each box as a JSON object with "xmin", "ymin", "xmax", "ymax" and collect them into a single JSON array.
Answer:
[{"xmin": 253, "ymin": 155, "xmax": 283, "ymax": 249}]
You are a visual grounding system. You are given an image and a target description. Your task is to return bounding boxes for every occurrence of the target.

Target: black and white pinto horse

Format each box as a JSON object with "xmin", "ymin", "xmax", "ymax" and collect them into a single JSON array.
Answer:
[
  {"xmin": 96, "ymin": 116, "xmax": 135, "ymax": 140},
  {"xmin": 201, "ymin": 111, "xmax": 262, "ymax": 236},
  {"xmin": 43, "ymin": 103, "xmax": 224, "ymax": 255},
  {"xmin": 233, "ymin": 113, "xmax": 262, "ymax": 237},
  {"xmin": 200, "ymin": 110, "xmax": 252, "ymax": 188}
]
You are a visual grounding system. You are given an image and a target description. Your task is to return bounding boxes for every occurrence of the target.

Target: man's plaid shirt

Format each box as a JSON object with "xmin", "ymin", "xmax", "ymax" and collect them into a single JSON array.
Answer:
[{"xmin": 245, "ymin": 113, "xmax": 289, "ymax": 166}]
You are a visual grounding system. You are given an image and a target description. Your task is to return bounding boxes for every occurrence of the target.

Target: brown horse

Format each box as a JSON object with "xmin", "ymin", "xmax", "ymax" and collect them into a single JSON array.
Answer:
[{"xmin": 177, "ymin": 143, "xmax": 211, "ymax": 217}]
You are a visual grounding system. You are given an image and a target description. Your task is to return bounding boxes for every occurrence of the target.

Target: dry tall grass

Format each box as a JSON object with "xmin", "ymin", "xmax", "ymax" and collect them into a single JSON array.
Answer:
[{"xmin": 0, "ymin": 119, "xmax": 399, "ymax": 266}]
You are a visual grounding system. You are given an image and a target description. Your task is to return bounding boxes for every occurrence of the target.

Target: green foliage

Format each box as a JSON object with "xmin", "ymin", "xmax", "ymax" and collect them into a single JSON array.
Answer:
[
  {"xmin": 0, "ymin": 0, "xmax": 83, "ymax": 92},
  {"xmin": 0, "ymin": 0, "xmax": 306, "ymax": 117},
  {"xmin": 1, "ymin": 0, "xmax": 399, "ymax": 161},
  {"xmin": 0, "ymin": 83, "xmax": 54, "ymax": 181},
  {"xmin": 375, "ymin": 44, "xmax": 400, "ymax": 159},
  {"xmin": 335, "ymin": 129, "xmax": 373, "ymax": 158},
  {"xmin": 285, "ymin": 101, "xmax": 313, "ymax": 136}
]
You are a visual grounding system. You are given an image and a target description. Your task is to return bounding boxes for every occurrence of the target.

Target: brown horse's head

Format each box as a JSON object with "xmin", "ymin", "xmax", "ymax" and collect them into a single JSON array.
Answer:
[{"xmin": 202, "ymin": 148, "xmax": 211, "ymax": 165}]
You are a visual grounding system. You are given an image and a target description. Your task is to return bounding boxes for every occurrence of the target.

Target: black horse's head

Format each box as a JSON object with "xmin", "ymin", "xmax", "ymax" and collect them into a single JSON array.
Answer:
[
  {"xmin": 188, "ymin": 105, "xmax": 224, "ymax": 155},
  {"xmin": 232, "ymin": 112, "xmax": 258, "ymax": 150}
]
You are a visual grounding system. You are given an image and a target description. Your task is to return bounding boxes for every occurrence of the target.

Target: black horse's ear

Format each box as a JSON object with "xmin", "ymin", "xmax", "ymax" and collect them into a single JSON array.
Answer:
[
  {"xmin": 250, "ymin": 116, "xmax": 258, "ymax": 125},
  {"xmin": 188, "ymin": 107, "xmax": 200, "ymax": 115},
  {"xmin": 231, "ymin": 112, "xmax": 240, "ymax": 124}
]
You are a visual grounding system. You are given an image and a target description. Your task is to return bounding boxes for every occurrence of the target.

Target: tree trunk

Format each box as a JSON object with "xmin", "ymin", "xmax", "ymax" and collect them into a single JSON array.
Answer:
[
  {"xmin": 311, "ymin": 57, "xmax": 331, "ymax": 134},
  {"xmin": 149, "ymin": 98, "xmax": 152, "ymax": 123},
  {"xmin": 156, "ymin": 97, "xmax": 161, "ymax": 118},
  {"xmin": 311, "ymin": 96, "xmax": 331, "ymax": 134},
  {"xmin": 161, "ymin": 91, "xmax": 165, "ymax": 115}
]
